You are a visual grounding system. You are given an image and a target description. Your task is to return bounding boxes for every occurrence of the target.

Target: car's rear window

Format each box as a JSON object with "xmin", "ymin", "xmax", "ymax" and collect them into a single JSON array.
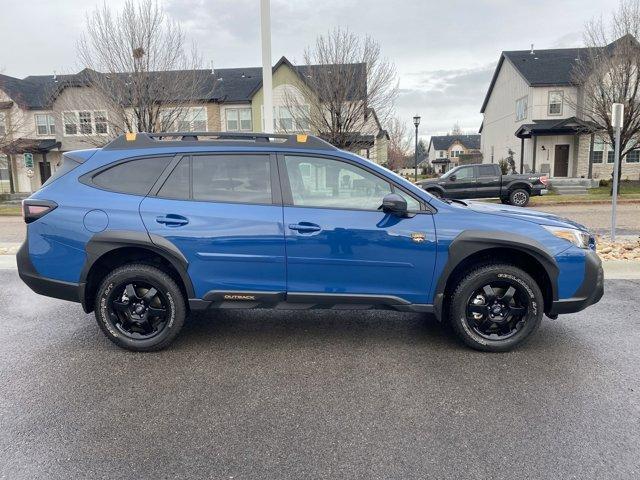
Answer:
[{"xmin": 91, "ymin": 156, "xmax": 171, "ymax": 195}]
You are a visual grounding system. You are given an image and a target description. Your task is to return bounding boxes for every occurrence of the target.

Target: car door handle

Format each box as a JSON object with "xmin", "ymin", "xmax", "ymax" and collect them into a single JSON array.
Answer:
[
  {"xmin": 288, "ymin": 222, "xmax": 321, "ymax": 233},
  {"xmin": 156, "ymin": 214, "xmax": 189, "ymax": 227}
]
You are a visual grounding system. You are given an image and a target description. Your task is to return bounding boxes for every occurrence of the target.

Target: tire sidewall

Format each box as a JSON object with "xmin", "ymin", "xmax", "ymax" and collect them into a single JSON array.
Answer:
[
  {"xmin": 95, "ymin": 265, "xmax": 185, "ymax": 351},
  {"xmin": 450, "ymin": 266, "xmax": 543, "ymax": 352}
]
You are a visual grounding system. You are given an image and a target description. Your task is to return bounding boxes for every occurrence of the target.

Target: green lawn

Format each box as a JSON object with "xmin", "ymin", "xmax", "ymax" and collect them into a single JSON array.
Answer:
[{"xmin": 0, "ymin": 204, "xmax": 22, "ymax": 216}]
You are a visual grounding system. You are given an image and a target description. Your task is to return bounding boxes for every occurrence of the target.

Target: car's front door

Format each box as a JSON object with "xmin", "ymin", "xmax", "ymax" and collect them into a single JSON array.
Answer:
[
  {"xmin": 445, "ymin": 165, "xmax": 477, "ymax": 199},
  {"xmin": 280, "ymin": 154, "xmax": 437, "ymax": 306},
  {"xmin": 140, "ymin": 153, "xmax": 286, "ymax": 300}
]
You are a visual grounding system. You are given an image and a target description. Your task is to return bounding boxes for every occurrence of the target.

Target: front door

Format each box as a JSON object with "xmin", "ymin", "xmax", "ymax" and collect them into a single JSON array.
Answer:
[
  {"xmin": 280, "ymin": 154, "xmax": 437, "ymax": 305},
  {"xmin": 39, "ymin": 161, "xmax": 51, "ymax": 184},
  {"xmin": 140, "ymin": 153, "xmax": 286, "ymax": 299},
  {"xmin": 554, "ymin": 145, "xmax": 569, "ymax": 177},
  {"xmin": 445, "ymin": 165, "xmax": 476, "ymax": 198}
]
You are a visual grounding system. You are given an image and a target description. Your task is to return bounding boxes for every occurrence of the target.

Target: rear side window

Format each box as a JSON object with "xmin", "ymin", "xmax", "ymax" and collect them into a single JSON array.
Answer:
[
  {"xmin": 92, "ymin": 156, "xmax": 171, "ymax": 195},
  {"xmin": 478, "ymin": 165, "xmax": 497, "ymax": 177},
  {"xmin": 156, "ymin": 154, "xmax": 272, "ymax": 205}
]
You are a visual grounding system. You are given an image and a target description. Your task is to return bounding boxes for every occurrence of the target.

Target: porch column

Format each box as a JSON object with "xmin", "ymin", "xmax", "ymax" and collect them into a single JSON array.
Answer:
[
  {"xmin": 532, "ymin": 135, "xmax": 538, "ymax": 173},
  {"xmin": 519, "ymin": 137, "xmax": 524, "ymax": 173},
  {"xmin": 587, "ymin": 133, "xmax": 595, "ymax": 179}
]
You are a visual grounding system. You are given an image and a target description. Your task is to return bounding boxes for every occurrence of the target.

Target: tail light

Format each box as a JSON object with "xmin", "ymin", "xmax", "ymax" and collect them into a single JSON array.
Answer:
[
  {"xmin": 22, "ymin": 199, "xmax": 57, "ymax": 224},
  {"xmin": 539, "ymin": 175, "xmax": 549, "ymax": 186}
]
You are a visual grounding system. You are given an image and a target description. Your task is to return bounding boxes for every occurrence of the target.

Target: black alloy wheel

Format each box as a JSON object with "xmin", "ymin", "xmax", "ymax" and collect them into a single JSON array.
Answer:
[
  {"xmin": 465, "ymin": 281, "xmax": 528, "ymax": 340},
  {"xmin": 109, "ymin": 281, "xmax": 169, "ymax": 340}
]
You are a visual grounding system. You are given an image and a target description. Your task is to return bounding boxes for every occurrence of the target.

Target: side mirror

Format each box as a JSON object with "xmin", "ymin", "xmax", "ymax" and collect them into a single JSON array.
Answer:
[
  {"xmin": 449, "ymin": 174, "xmax": 457, "ymax": 181},
  {"xmin": 381, "ymin": 193, "xmax": 408, "ymax": 216}
]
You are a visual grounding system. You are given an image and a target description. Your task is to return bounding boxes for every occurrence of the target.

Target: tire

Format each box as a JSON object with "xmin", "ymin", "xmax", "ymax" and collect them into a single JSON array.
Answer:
[
  {"xmin": 448, "ymin": 263, "xmax": 543, "ymax": 352},
  {"xmin": 94, "ymin": 264, "xmax": 186, "ymax": 352},
  {"xmin": 509, "ymin": 188, "xmax": 530, "ymax": 207}
]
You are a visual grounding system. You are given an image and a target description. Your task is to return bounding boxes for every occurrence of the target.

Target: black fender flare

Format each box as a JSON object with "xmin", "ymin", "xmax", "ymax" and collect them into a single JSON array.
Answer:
[
  {"xmin": 505, "ymin": 181, "xmax": 534, "ymax": 194},
  {"xmin": 432, "ymin": 230, "xmax": 559, "ymax": 320},
  {"xmin": 79, "ymin": 230, "xmax": 195, "ymax": 312}
]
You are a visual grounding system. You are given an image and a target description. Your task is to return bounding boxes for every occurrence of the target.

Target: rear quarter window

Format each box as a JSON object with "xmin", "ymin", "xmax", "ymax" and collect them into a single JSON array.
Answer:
[{"xmin": 90, "ymin": 156, "xmax": 172, "ymax": 195}]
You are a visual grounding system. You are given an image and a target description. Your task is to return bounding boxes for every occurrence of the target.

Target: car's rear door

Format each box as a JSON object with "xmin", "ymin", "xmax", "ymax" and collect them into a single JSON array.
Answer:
[
  {"xmin": 139, "ymin": 152, "xmax": 286, "ymax": 300},
  {"xmin": 279, "ymin": 153, "xmax": 437, "ymax": 306},
  {"xmin": 476, "ymin": 164, "xmax": 502, "ymax": 198}
]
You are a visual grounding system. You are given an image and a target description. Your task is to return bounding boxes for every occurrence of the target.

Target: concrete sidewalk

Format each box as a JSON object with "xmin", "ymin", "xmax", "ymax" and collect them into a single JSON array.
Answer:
[{"xmin": 1, "ymin": 254, "xmax": 637, "ymax": 279}]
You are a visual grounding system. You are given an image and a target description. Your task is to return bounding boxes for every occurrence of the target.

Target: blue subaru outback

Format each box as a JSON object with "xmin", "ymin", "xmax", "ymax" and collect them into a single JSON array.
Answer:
[{"xmin": 17, "ymin": 132, "xmax": 603, "ymax": 352}]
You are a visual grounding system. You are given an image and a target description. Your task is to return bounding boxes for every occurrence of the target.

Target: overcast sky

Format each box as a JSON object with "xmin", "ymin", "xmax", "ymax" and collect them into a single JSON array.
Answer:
[{"xmin": 0, "ymin": 0, "xmax": 615, "ymax": 140}]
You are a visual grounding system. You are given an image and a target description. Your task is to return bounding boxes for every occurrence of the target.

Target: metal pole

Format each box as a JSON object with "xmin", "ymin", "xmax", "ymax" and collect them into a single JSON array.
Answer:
[
  {"xmin": 611, "ymin": 125, "xmax": 621, "ymax": 242},
  {"xmin": 414, "ymin": 124, "xmax": 418, "ymax": 182},
  {"xmin": 260, "ymin": 0, "xmax": 273, "ymax": 133}
]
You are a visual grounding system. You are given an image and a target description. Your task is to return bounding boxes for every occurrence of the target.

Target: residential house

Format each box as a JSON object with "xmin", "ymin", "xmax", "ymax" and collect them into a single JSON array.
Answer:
[
  {"xmin": 480, "ymin": 37, "xmax": 640, "ymax": 180},
  {"xmin": 427, "ymin": 134, "xmax": 481, "ymax": 173},
  {"xmin": 0, "ymin": 56, "xmax": 388, "ymax": 193}
]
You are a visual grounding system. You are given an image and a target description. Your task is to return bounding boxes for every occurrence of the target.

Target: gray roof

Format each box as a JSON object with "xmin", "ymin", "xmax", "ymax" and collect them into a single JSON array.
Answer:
[
  {"xmin": 0, "ymin": 56, "xmax": 366, "ymax": 109},
  {"xmin": 429, "ymin": 134, "xmax": 480, "ymax": 151},
  {"xmin": 480, "ymin": 35, "xmax": 636, "ymax": 113}
]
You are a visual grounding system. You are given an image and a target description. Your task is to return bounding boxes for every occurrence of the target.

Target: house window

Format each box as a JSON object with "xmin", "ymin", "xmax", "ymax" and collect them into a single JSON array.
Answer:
[
  {"xmin": 226, "ymin": 108, "xmax": 252, "ymax": 132},
  {"xmin": 548, "ymin": 91, "xmax": 563, "ymax": 115},
  {"xmin": 160, "ymin": 107, "xmax": 207, "ymax": 132},
  {"xmin": 439, "ymin": 151, "xmax": 444, "ymax": 158},
  {"xmin": 451, "ymin": 150, "xmax": 463, "ymax": 158},
  {"xmin": 35, "ymin": 114, "xmax": 56, "ymax": 135},
  {"xmin": 63, "ymin": 111, "xmax": 109, "ymax": 136},
  {"xmin": 278, "ymin": 107, "xmax": 293, "ymax": 131},
  {"xmin": 627, "ymin": 150, "xmax": 640, "ymax": 163},
  {"xmin": 607, "ymin": 150, "xmax": 615, "ymax": 163},
  {"xmin": 0, "ymin": 112, "xmax": 5, "ymax": 135},
  {"xmin": 515, "ymin": 96, "xmax": 528, "ymax": 121},
  {"xmin": 592, "ymin": 138, "xmax": 605, "ymax": 163}
]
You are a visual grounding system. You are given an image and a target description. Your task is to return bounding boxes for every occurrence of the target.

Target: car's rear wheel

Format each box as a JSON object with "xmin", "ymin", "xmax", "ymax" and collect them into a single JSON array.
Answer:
[
  {"xmin": 448, "ymin": 264, "xmax": 543, "ymax": 352},
  {"xmin": 509, "ymin": 188, "xmax": 530, "ymax": 207},
  {"xmin": 94, "ymin": 264, "xmax": 186, "ymax": 352}
]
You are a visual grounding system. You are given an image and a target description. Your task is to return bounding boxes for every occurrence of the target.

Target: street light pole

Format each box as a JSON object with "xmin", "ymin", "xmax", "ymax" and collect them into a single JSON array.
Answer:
[
  {"xmin": 611, "ymin": 103, "xmax": 624, "ymax": 242},
  {"xmin": 260, "ymin": 0, "xmax": 273, "ymax": 133},
  {"xmin": 413, "ymin": 115, "xmax": 421, "ymax": 182}
]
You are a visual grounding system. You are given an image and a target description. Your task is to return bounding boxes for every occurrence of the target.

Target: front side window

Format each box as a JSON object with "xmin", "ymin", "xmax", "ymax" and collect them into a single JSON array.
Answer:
[
  {"xmin": 285, "ymin": 155, "xmax": 393, "ymax": 210},
  {"xmin": 192, "ymin": 155, "xmax": 271, "ymax": 204},
  {"xmin": 548, "ymin": 91, "xmax": 563, "ymax": 115},
  {"xmin": 91, "ymin": 156, "xmax": 172, "ymax": 195},
  {"xmin": 35, "ymin": 114, "xmax": 55, "ymax": 135},
  {"xmin": 454, "ymin": 166, "xmax": 475, "ymax": 180},
  {"xmin": 515, "ymin": 96, "xmax": 528, "ymax": 121}
]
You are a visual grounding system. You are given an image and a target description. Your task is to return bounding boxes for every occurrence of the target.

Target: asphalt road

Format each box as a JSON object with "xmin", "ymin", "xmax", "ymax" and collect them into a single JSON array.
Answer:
[{"xmin": 1, "ymin": 269, "xmax": 639, "ymax": 479}]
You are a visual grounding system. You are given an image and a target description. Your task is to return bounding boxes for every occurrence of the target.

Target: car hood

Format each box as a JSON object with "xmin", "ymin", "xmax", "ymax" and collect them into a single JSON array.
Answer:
[{"xmin": 465, "ymin": 200, "xmax": 589, "ymax": 231}]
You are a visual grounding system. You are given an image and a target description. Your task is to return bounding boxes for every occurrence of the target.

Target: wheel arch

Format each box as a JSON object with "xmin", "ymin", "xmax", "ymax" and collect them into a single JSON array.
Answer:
[
  {"xmin": 506, "ymin": 181, "xmax": 533, "ymax": 193},
  {"xmin": 433, "ymin": 231, "xmax": 558, "ymax": 320},
  {"xmin": 80, "ymin": 230, "xmax": 194, "ymax": 313}
]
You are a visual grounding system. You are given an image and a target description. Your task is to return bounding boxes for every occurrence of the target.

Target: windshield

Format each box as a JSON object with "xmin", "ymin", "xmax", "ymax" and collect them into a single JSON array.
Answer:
[{"xmin": 440, "ymin": 168, "xmax": 456, "ymax": 179}]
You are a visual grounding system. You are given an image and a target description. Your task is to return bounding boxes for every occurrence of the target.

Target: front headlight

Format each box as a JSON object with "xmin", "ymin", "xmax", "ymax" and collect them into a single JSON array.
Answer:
[{"xmin": 543, "ymin": 225, "xmax": 592, "ymax": 249}]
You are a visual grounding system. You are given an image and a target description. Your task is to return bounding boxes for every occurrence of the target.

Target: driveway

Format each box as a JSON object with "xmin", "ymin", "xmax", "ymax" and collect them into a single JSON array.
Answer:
[{"xmin": 1, "ymin": 268, "xmax": 638, "ymax": 479}]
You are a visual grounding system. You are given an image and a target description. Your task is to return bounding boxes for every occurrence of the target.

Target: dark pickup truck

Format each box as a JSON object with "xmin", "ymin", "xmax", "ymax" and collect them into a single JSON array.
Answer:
[{"xmin": 417, "ymin": 163, "xmax": 548, "ymax": 207}]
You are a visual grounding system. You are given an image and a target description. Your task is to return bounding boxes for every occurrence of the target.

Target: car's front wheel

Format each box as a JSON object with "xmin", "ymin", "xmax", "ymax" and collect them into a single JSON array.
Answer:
[
  {"xmin": 94, "ymin": 264, "xmax": 186, "ymax": 352},
  {"xmin": 448, "ymin": 264, "xmax": 543, "ymax": 352}
]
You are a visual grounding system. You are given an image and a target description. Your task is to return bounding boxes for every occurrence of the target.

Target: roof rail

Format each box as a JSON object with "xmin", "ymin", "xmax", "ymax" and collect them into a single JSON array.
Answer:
[{"xmin": 103, "ymin": 131, "xmax": 338, "ymax": 151}]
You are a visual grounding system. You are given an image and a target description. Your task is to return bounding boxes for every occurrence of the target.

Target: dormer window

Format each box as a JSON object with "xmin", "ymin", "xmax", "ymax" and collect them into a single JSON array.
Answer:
[{"xmin": 548, "ymin": 91, "xmax": 563, "ymax": 115}]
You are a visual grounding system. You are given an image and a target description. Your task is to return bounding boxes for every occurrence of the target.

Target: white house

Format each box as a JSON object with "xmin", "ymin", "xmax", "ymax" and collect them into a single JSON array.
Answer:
[{"xmin": 480, "ymin": 37, "xmax": 640, "ymax": 180}]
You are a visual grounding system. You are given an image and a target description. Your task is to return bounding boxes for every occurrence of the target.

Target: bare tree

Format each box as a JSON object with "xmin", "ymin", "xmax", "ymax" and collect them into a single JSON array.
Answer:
[
  {"xmin": 71, "ymin": 0, "xmax": 212, "ymax": 144},
  {"xmin": 386, "ymin": 117, "xmax": 411, "ymax": 171},
  {"xmin": 283, "ymin": 28, "xmax": 398, "ymax": 150},
  {"xmin": 450, "ymin": 122, "xmax": 463, "ymax": 135},
  {"xmin": 572, "ymin": 0, "xmax": 640, "ymax": 189}
]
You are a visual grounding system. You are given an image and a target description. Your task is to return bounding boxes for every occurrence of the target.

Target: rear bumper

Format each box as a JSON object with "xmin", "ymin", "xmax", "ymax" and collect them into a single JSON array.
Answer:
[
  {"xmin": 548, "ymin": 250, "xmax": 604, "ymax": 315},
  {"xmin": 17, "ymin": 240, "xmax": 83, "ymax": 304}
]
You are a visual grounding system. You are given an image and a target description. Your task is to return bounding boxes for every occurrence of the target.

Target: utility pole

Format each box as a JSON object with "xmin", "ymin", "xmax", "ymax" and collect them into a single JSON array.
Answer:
[
  {"xmin": 260, "ymin": 0, "xmax": 273, "ymax": 133},
  {"xmin": 611, "ymin": 103, "xmax": 623, "ymax": 242}
]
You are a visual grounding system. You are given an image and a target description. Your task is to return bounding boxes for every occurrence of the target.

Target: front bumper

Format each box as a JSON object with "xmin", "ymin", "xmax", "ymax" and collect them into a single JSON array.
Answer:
[
  {"xmin": 548, "ymin": 249, "xmax": 604, "ymax": 315},
  {"xmin": 17, "ymin": 240, "xmax": 83, "ymax": 304}
]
